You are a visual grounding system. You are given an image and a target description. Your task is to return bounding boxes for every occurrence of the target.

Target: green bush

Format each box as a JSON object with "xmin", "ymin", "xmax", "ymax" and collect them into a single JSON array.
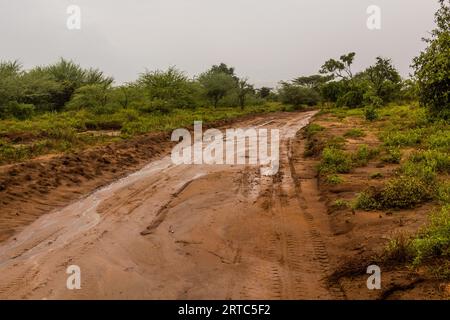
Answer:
[
  {"xmin": 410, "ymin": 205, "xmax": 450, "ymax": 267},
  {"xmin": 412, "ymin": 0, "xmax": 450, "ymax": 119},
  {"xmin": 370, "ymin": 172, "xmax": 384, "ymax": 179},
  {"xmin": 364, "ymin": 106, "xmax": 378, "ymax": 121},
  {"xmin": 354, "ymin": 188, "xmax": 382, "ymax": 210},
  {"xmin": 355, "ymin": 176, "xmax": 432, "ymax": 210},
  {"xmin": 333, "ymin": 199, "xmax": 350, "ymax": 209},
  {"xmin": 437, "ymin": 180, "xmax": 450, "ymax": 204},
  {"xmin": 409, "ymin": 149, "xmax": 450, "ymax": 173},
  {"xmin": 319, "ymin": 147, "xmax": 352, "ymax": 174},
  {"xmin": 381, "ymin": 147, "xmax": 402, "ymax": 164},
  {"xmin": 344, "ymin": 128, "xmax": 365, "ymax": 138},
  {"xmin": 425, "ymin": 130, "xmax": 450, "ymax": 150},
  {"xmin": 325, "ymin": 136, "xmax": 346, "ymax": 149},
  {"xmin": 382, "ymin": 128, "xmax": 424, "ymax": 147},
  {"xmin": 326, "ymin": 174, "xmax": 345, "ymax": 185},
  {"xmin": 304, "ymin": 123, "xmax": 325, "ymax": 137},
  {"xmin": 381, "ymin": 176, "xmax": 432, "ymax": 209},
  {"xmin": 279, "ymin": 83, "xmax": 321, "ymax": 107},
  {"xmin": 352, "ymin": 144, "xmax": 379, "ymax": 166}
]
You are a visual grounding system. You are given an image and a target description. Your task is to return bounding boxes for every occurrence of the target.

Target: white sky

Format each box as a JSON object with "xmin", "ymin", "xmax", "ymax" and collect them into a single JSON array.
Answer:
[{"xmin": 0, "ymin": 0, "xmax": 439, "ymax": 87}]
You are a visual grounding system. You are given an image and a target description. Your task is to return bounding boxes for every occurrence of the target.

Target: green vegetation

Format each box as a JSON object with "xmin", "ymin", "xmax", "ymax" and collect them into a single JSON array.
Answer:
[
  {"xmin": 385, "ymin": 206, "xmax": 450, "ymax": 279},
  {"xmin": 318, "ymin": 147, "xmax": 352, "ymax": 174},
  {"xmin": 356, "ymin": 176, "xmax": 433, "ymax": 210},
  {"xmin": 412, "ymin": 0, "xmax": 450, "ymax": 119},
  {"xmin": 304, "ymin": 123, "xmax": 325, "ymax": 137},
  {"xmin": 381, "ymin": 147, "xmax": 402, "ymax": 164},
  {"xmin": 0, "ymin": 59, "xmax": 285, "ymax": 164},
  {"xmin": 0, "ymin": 103, "xmax": 282, "ymax": 165},
  {"xmin": 333, "ymin": 199, "xmax": 350, "ymax": 209},
  {"xmin": 352, "ymin": 144, "xmax": 379, "ymax": 167},
  {"xmin": 343, "ymin": 128, "xmax": 365, "ymax": 138},
  {"xmin": 370, "ymin": 172, "xmax": 384, "ymax": 179},
  {"xmin": 326, "ymin": 174, "xmax": 345, "ymax": 185},
  {"xmin": 318, "ymin": 144, "xmax": 379, "ymax": 175}
]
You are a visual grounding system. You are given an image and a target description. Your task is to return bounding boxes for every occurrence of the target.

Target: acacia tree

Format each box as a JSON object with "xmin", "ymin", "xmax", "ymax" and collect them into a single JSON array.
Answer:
[
  {"xmin": 198, "ymin": 68, "xmax": 236, "ymax": 108},
  {"xmin": 412, "ymin": 0, "xmax": 450, "ymax": 118},
  {"xmin": 364, "ymin": 57, "xmax": 401, "ymax": 104},
  {"xmin": 236, "ymin": 78, "xmax": 254, "ymax": 109},
  {"xmin": 320, "ymin": 52, "xmax": 356, "ymax": 80},
  {"xmin": 257, "ymin": 87, "xmax": 272, "ymax": 99}
]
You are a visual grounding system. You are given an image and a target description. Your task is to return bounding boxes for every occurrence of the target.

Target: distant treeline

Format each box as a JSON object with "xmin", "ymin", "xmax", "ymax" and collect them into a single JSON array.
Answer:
[
  {"xmin": 0, "ymin": 1, "xmax": 448, "ymax": 121},
  {"xmin": 0, "ymin": 60, "xmax": 276, "ymax": 120}
]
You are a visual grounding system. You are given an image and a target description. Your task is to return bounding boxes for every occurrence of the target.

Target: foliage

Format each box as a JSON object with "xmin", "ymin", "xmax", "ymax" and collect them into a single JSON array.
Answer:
[
  {"xmin": 343, "ymin": 128, "xmax": 365, "ymax": 138},
  {"xmin": 412, "ymin": 0, "xmax": 450, "ymax": 119},
  {"xmin": 198, "ymin": 70, "xmax": 237, "ymax": 108},
  {"xmin": 319, "ymin": 147, "xmax": 352, "ymax": 174},
  {"xmin": 278, "ymin": 82, "xmax": 320, "ymax": 107}
]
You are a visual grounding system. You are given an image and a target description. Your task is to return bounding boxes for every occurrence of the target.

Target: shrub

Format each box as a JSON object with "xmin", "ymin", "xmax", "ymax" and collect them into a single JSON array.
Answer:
[
  {"xmin": 319, "ymin": 147, "xmax": 352, "ymax": 174},
  {"xmin": 437, "ymin": 180, "xmax": 450, "ymax": 204},
  {"xmin": 426, "ymin": 130, "xmax": 450, "ymax": 150},
  {"xmin": 410, "ymin": 205, "xmax": 450, "ymax": 267},
  {"xmin": 326, "ymin": 174, "xmax": 345, "ymax": 185},
  {"xmin": 381, "ymin": 176, "xmax": 432, "ymax": 209},
  {"xmin": 412, "ymin": 0, "xmax": 450, "ymax": 119},
  {"xmin": 365, "ymin": 106, "xmax": 378, "ymax": 121},
  {"xmin": 304, "ymin": 123, "xmax": 325, "ymax": 138},
  {"xmin": 7, "ymin": 102, "xmax": 35, "ymax": 120},
  {"xmin": 381, "ymin": 147, "xmax": 401, "ymax": 164},
  {"xmin": 352, "ymin": 144, "xmax": 379, "ymax": 166},
  {"xmin": 354, "ymin": 188, "xmax": 382, "ymax": 210},
  {"xmin": 333, "ymin": 199, "xmax": 350, "ymax": 209},
  {"xmin": 279, "ymin": 84, "xmax": 321, "ymax": 107},
  {"xmin": 325, "ymin": 136, "xmax": 346, "ymax": 149},
  {"xmin": 344, "ymin": 128, "xmax": 365, "ymax": 138},
  {"xmin": 409, "ymin": 149, "xmax": 450, "ymax": 173},
  {"xmin": 385, "ymin": 232, "xmax": 414, "ymax": 263},
  {"xmin": 370, "ymin": 172, "xmax": 384, "ymax": 179},
  {"xmin": 382, "ymin": 128, "xmax": 424, "ymax": 147},
  {"xmin": 137, "ymin": 99, "xmax": 172, "ymax": 114},
  {"xmin": 355, "ymin": 176, "xmax": 433, "ymax": 210}
]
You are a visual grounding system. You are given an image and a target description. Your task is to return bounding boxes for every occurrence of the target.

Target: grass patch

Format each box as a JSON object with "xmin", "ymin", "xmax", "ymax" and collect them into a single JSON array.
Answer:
[
  {"xmin": 381, "ymin": 147, "xmax": 401, "ymax": 164},
  {"xmin": 410, "ymin": 205, "xmax": 450, "ymax": 268},
  {"xmin": 370, "ymin": 172, "xmax": 384, "ymax": 179},
  {"xmin": 381, "ymin": 128, "xmax": 424, "ymax": 147},
  {"xmin": 0, "ymin": 103, "xmax": 285, "ymax": 165},
  {"xmin": 319, "ymin": 147, "xmax": 352, "ymax": 174},
  {"xmin": 304, "ymin": 123, "xmax": 325, "ymax": 138},
  {"xmin": 352, "ymin": 144, "xmax": 379, "ymax": 166},
  {"xmin": 355, "ymin": 176, "xmax": 433, "ymax": 210},
  {"xmin": 344, "ymin": 128, "xmax": 365, "ymax": 138},
  {"xmin": 333, "ymin": 199, "xmax": 350, "ymax": 209},
  {"xmin": 326, "ymin": 174, "xmax": 345, "ymax": 185}
]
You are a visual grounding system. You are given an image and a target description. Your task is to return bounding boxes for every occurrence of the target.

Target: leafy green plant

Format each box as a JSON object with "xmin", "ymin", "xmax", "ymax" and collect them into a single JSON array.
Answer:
[
  {"xmin": 352, "ymin": 144, "xmax": 379, "ymax": 166},
  {"xmin": 365, "ymin": 106, "xmax": 378, "ymax": 121},
  {"xmin": 382, "ymin": 128, "xmax": 424, "ymax": 147},
  {"xmin": 381, "ymin": 147, "xmax": 401, "ymax": 164},
  {"xmin": 355, "ymin": 176, "xmax": 432, "ymax": 210},
  {"xmin": 412, "ymin": 0, "xmax": 450, "ymax": 119},
  {"xmin": 410, "ymin": 205, "xmax": 450, "ymax": 267},
  {"xmin": 326, "ymin": 174, "xmax": 345, "ymax": 185},
  {"xmin": 325, "ymin": 136, "xmax": 346, "ymax": 149},
  {"xmin": 304, "ymin": 123, "xmax": 325, "ymax": 138},
  {"xmin": 319, "ymin": 147, "xmax": 352, "ymax": 174},
  {"xmin": 333, "ymin": 199, "xmax": 350, "ymax": 209},
  {"xmin": 344, "ymin": 128, "xmax": 365, "ymax": 138},
  {"xmin": 370, "ymin": 172, "xmax": 384, "ymax": 179}
]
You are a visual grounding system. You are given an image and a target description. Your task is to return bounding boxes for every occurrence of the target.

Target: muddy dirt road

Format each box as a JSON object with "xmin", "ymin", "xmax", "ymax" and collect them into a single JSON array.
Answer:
[{"xmin": 0, "ymin": 111, "xmax": 343, "ymax": 299}]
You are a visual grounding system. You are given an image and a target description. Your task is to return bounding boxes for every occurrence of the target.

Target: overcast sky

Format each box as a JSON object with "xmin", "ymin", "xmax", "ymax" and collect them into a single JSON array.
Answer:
[{"xmin": 0, "ymin": 0, "xmax": 439, "ymax": 87}]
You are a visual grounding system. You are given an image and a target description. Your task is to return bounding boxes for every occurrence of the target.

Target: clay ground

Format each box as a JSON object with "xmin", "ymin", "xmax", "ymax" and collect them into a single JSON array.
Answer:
[{"xmin": 0, "ymin": 110, "xmax": 447, "ymax": 299}]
